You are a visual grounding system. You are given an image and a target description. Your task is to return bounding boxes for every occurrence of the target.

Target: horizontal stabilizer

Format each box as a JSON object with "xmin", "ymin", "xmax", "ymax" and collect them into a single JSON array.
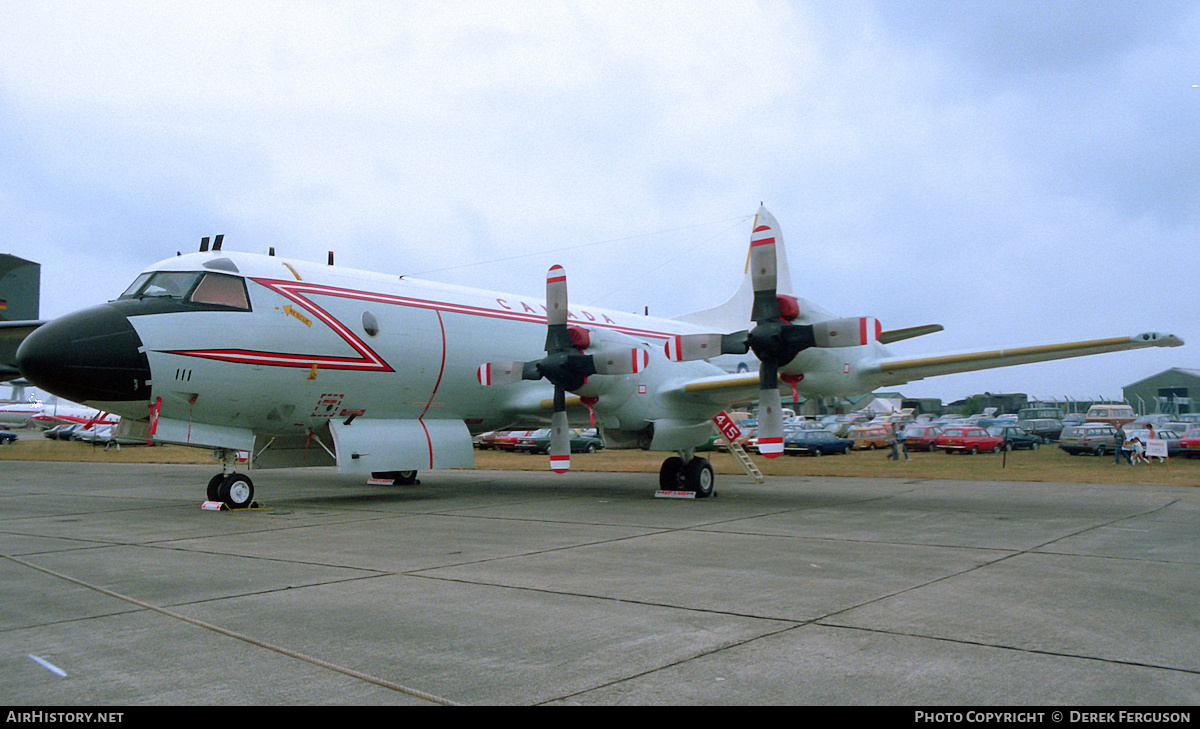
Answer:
[{"xmin": 878, "ymin": 324, "xmax": 944, "ymax": 345}]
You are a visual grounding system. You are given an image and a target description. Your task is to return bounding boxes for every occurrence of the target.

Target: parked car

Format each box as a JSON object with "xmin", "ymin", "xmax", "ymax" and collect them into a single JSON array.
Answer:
[
  {"xmin": 935, "ymin": 426, "xmax": 1004, "ymax": 454},
  {"xmin": 1058, "ymin": 423, "xmax": 1120, "ymax": 456},
  {"xmin": 43, "ymin": 425, "xmax": 79, "ymax": 440},
  {"xmin": 900, "ymin": 424, "xmax": 942, "ymax": 452},
  {"xmin": 473, "ymin": 431, "xmax": 500, "ymax": 449},
  {"xmin": 783, "ymin": 428, "xmax": 853, "ymax": 456},
  {"xmin": 715, "ymin": 426, "xmax": 756, "ymax": 453},
  {"xmin": 1017, "ymin": 417, "xmax": 1064, "ymax": 442},
  {"xmin": 848, "ymin": 425, "xmax": 894, "ymax": 451},
  {"xmin": 0, "ymin": 430, "xmax": 17, "ymax": 444},
  {"xmin": 517, "ymin": 428, "xmax": 604, "ymax": 454},
  {"xmin": 493, "ymin": 430, "xmax": 533, "ymax": 451},
  {"xmin": 1085, "ymin": 404, "xmax": 1135, "ymax": 428},
  {"xmin": 1123, "ymin": 428, "xmax": 1183, "ymax": 457},
  {"xmin": 986, "ymin": 425, "xmax": 1043, "ymax": 451},
  {"xmin": 73, "ymin": 424, "xmax": 117, "ymax": 445},
  {"xmin": 1179, "ymin": 428, "xmax": 1200, "ymax": 458},
  {"xmin": 828, "ymin": 414, "xmax": 872, "ymax": 437}
]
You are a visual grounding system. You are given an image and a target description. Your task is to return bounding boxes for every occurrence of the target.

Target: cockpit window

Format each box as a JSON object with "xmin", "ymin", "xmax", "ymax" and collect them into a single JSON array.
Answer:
[
  {"xmin": 119, "ymin": 271, "xmax": 250, "ymax": 311},
  {"xmin": 122, "ymin": 271, "xmax": 202, "ymax": 300},
  {"xmin": 189, "ymin": 273, "xmax": 250, "ymax": 309}
]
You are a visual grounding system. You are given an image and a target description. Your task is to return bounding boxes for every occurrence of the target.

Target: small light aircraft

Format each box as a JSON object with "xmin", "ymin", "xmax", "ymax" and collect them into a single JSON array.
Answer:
[{"xmin": 10, "ymin": 208, "xmax": 1182, "ymax": 506}]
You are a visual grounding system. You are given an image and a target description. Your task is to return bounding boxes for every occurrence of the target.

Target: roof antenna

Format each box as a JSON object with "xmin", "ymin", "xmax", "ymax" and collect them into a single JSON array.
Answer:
[
  {"xmin": 212, "ymin": 234, "xmax": 224, "ymax": 251},
  {"xmin": 199, "ymin": 236, "xmax": 210, "ymax": 252},
  {"xmin": 268, "ymin": 247, "xmax": 275, "ymax": 256},
  {"xmin": 327, "ymin": 251, "xmax": 335, "ymax": 266}
]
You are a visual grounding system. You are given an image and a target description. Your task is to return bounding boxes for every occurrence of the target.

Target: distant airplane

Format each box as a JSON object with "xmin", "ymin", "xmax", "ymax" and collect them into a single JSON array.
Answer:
[
  {"xmin": 0, "ymin": 396, "xmax": 119, "ymax": 430},
  {"xmin": 8, "ymin": 209, "xmax": 1183, "ymax": 507}
]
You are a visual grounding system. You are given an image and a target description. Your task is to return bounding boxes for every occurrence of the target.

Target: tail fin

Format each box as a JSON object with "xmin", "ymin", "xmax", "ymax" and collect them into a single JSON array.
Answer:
[
  {"xmin": 0, "ymin": 254, "xmax": 40, "ymax": 322},
  {"xmin": 673, "ymin": 207, "xmax": 833, "ymax": 330}
]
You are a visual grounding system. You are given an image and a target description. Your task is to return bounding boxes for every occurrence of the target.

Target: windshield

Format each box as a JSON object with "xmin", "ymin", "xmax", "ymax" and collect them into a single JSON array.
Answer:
[{"xmin": 120, "ymin": 271, "xmax": 250, "ymax": 311}]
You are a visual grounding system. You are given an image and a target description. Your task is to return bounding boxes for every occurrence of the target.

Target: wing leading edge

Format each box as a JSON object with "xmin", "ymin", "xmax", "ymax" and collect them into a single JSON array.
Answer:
[
  {"xmin": 869, "ymin": 331, "xmax": 1183, "ymax": 386},
  {"xmin": 662, "ymin": 331, "xmax": 1183, "ymax": 402}
]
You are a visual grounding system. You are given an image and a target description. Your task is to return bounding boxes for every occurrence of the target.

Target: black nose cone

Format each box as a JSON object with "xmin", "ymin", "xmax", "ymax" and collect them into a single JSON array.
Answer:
[{"xmin": 16, "ymin": 303, "xmax": 152, "ymax": 404}]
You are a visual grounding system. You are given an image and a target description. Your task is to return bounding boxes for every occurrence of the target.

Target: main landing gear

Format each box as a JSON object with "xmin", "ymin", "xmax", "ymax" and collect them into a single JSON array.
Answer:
[
  {"xmin": 206, "ymin": 472, "xmax": 255, "ymax": 509},
  {"xmin": 659, "ymin": 450, "xmax": 715, "ymax": 498}
]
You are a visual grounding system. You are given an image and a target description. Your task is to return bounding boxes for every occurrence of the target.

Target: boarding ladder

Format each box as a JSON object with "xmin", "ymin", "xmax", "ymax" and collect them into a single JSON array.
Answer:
[{"xmin": 722, "ymin": 436, "xmax": 764, "ymax": 483}]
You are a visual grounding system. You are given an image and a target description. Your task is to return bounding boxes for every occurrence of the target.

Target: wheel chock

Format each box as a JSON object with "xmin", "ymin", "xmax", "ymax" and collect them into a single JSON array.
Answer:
[
  {"xmin": 201, "ymin": 500, "xmax": 265, "ymax": 511},
  {"xmin": 654, "ymin": 490, "xmax": 697, "ymax": 499}
]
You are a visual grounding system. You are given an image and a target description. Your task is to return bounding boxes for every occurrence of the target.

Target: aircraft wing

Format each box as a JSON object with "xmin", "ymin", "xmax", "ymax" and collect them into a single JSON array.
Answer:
[
  {"xmin": 653, "ymin": 331, "xmax": 1183, "ymax": 405},
  {"xmin": 0, "ymin": 320, "xmax": 45, "ymax": 382},
  {"xmin": 869, "ymin": 331, "xmax": 1184, "ymax": 387}
]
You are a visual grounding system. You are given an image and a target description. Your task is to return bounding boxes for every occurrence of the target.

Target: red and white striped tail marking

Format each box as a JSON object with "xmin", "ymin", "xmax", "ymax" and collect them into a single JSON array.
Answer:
[{"xmin": 550, "ymin": 454, "xmax": 570, "ymax": 473}]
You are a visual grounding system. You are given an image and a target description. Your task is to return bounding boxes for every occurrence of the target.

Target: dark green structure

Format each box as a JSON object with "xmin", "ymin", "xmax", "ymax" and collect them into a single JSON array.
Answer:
[
  {"xmin": 0, "ymin": 254, "xmax": 40, "ymax": 322},
  {"xmin": 1123, "ymin": 368, "xmax": 1200, "ymax": 416}
]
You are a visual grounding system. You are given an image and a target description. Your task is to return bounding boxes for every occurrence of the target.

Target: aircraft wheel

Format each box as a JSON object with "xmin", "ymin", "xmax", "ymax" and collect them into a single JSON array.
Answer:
[
  {"xmin": 218, "ymin": 473, "xmax": 254, "ymax": 509},
  {"xmin": 683, "ymin": 458, "xmax": 715, "ymax": 499},
  {"xmin": 659, "ymin": 457, "xmax": 684, "ymax": 490},
  {"xmin": 207, "ymin": 473, "xmax": 225, "ymax": 502}
]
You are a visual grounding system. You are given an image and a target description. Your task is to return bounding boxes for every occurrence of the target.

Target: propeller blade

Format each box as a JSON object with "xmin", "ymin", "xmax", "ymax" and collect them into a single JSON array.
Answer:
[
  {"xmin": 664, "ymin": 332, "xmax": 750, "ymax": 362},
  {"xmin": 546, "ymin": 265, "xmax": 568, "ymax": 326},
  {"xmin": 591, "ymin": 347, "xmax": 650, "ymax": 375},
  {"xmin": 477, "ymin": 361, "xmax": 529, "ymax": 386},
  {"xmin": 812, "ymin": 317, "xmax": 882, "ymax": 347},
  {"xmin": 543, "ymin": 264, "xmax": 574, "ymax": 353},
  {"xmin": 756, "ymin": 386, "xmax": 785, "ymax": 459},
  {"xmin": 749, "ymin": 223, "xmax": 782, "ymax": 323},
  {"xmin": 549, "ymin": 407, "xmax": 571, "ymax": 473},
  {"xmin": 665, "ymin": 334, "xmax": 719, "ymax": 362}
]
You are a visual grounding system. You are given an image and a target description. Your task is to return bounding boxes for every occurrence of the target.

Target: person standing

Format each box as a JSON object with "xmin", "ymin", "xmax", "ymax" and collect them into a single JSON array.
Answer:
[{"xmin": 1114, "ymin": 426, "xmax": 1126, "ymax": 464}]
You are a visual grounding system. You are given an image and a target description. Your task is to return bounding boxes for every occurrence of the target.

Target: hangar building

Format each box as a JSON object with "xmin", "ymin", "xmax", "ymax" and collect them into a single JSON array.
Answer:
[{"xmin": 1123, "ymin": 368, "xmax": 1200, "ymax": 415}]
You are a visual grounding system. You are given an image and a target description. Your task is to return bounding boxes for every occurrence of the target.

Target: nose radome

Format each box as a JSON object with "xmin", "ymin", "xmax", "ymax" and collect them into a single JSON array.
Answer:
[{"xmin": 16, "ymin": 303, "xmax": 152, "ymax": 405}]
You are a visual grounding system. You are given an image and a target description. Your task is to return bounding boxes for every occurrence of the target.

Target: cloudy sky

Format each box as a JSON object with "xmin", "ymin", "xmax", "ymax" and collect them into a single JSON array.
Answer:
[{"xmin": 2, "ymin": 1, "xmax": 1197, "ymax": 405}]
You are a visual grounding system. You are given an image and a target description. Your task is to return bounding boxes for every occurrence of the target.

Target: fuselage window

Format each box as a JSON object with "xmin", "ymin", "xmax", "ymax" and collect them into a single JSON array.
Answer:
[{"xmin": 189, "ymin": 273, "xmax": 251, "ymax": 310}]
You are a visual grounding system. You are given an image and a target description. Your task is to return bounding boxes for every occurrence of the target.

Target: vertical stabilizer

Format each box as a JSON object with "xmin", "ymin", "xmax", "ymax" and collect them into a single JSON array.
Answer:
[
  {"xmin": 673, "ymin": 207, "xmax": 833, "ymax": 331},
  {"xmin": 0, "ymin": 254, "xmax": 40, "ymax": 322}
]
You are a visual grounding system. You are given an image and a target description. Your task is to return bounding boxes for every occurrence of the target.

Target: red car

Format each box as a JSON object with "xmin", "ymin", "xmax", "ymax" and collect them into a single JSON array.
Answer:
[
  {"xmin": 901, "ymin": 424, "xmax": 942, "ymax": 452},
  {"xmin": 1180, "ymin": 428, "xmax": 1200, "ymax": 459},
  {"xmin": 934, "ymin": 426, "xmax": 1004, "ymax": 455}
]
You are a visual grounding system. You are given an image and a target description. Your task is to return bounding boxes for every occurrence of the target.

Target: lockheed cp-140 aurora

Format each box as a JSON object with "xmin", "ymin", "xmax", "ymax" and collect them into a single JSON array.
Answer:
[{"xmin": 7, "ymin": 208, "xmax": 1182, "ymax": 507}]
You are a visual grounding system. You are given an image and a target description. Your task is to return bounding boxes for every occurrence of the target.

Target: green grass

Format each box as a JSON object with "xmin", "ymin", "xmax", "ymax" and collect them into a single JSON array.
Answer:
[{"xmin": 4, "ymin": 434, "xmax": 1196, "ymax": 487}]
